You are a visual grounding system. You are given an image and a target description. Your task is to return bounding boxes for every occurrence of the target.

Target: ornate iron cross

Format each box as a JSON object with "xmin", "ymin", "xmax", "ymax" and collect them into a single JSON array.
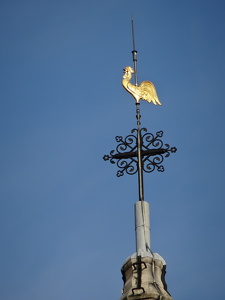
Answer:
[
  {"xmin": 103, "ymin": 103, "xmax": 177, "ymax": 201},
  {"xmin": 103, "ymin": 128, "xmax": 177, "ymax": 177}
]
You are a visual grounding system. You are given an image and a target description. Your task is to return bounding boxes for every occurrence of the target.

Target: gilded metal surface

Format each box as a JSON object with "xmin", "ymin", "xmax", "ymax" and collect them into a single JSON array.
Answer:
[{"xmin": 122, "ymin": 66, "xmax": 162, "ymax": 105}]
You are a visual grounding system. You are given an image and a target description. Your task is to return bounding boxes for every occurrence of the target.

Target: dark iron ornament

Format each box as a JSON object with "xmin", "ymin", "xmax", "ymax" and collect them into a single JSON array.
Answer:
[{"xmin": 103, "ymin": 128, "xmax": 177, "ymax": 177}]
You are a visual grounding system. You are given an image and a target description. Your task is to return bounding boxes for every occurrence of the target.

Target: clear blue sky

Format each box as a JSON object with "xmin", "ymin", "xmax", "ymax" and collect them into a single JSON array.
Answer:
[{"xmin": 1, "ymin": 1, "xmax": 225, "ymax": 299}]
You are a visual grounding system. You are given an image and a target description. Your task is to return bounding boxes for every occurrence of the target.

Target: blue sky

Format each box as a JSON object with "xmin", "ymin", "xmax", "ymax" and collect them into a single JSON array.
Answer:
[{"xmin": 1, "ymin": 1, "xmax": 225, "ymax": 299}]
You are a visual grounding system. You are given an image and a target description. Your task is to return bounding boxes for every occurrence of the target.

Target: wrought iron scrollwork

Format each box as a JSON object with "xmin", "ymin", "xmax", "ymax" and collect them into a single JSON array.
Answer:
[{"xmin": 103, "ymin": 128, "xmax": 177, "ymax": 177}]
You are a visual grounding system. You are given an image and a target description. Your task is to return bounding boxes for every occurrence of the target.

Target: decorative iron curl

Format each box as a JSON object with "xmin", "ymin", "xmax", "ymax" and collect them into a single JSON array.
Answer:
[
  {"xmin": 115, "ymin": 133, "xmax": 137, "ymax": 154},
  {"xmin": 143, "ymin": 154, "xmax": 164, "ymax": 173},
  {"xmin": 103, "ymin": 128, "xmax": 177, "ymax": 177},
  {"xmin": 116, "ymin": 158, "xmax": 138, "ymax": 177},
  {"xmin": 142, "ymin": 130, "xmax": 164, "ymax": 150}
]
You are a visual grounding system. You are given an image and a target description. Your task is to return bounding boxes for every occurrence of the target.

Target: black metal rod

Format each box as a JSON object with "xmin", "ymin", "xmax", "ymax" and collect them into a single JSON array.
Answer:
[
  {"xmin": 136, "ymin": 103, "xmax": 144, "ymax": 201},
  {"xmin": 131, "ymin": 18, "xmax": 138, "ymax": 86}
]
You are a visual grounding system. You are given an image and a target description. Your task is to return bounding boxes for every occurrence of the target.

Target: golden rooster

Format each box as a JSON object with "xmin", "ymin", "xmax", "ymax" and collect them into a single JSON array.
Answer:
[{"xmin": 122, "ymin": 66, "xmax": 161, "ymax": 105}]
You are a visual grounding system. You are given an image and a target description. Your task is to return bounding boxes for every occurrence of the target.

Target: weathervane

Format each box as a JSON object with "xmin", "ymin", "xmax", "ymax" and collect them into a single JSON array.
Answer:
[{"xmin": 103, "ymin": 19, "xmax": 177, "ymax": 202}]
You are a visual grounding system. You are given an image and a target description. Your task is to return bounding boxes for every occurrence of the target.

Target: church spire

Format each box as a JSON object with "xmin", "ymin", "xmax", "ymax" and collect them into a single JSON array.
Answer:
[{"xmin": 103, "ymin": 19, "xmax": 177, "ymax": 300}]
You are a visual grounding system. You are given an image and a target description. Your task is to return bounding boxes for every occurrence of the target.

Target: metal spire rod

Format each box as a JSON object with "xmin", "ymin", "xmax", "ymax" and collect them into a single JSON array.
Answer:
[
  {"xmin": 131, "ymin": 18, "xmax": 138, "ymax": 86},
  {"xmin": 132, "ymin": 19, "xmax": 144, "ymax": 201},
  {"xmin": 136, "ymin": 103, "xmax": 144, "ymax": 201}
]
